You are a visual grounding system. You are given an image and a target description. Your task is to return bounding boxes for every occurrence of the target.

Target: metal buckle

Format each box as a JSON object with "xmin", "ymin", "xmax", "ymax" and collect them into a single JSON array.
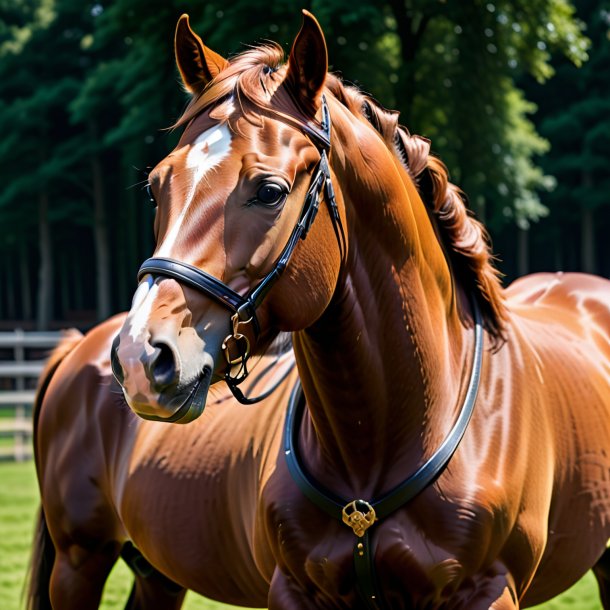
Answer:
[
  {"xmin": 342, "ymin": 499, "xmax": 377, "ymax": 537},
  {"xmin": 222, "ymin": 313, "xmax": 251, "ymax": 367}
]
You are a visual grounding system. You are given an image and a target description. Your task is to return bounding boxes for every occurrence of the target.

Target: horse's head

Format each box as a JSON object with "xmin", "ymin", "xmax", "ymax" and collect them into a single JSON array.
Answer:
[
  {"xmin": 111, "ymin": 12, "xmax": 347, "ymax": 422},
  {"xmin": 111, "ymin": 11, "xmax": 506, "ymax": 423}
]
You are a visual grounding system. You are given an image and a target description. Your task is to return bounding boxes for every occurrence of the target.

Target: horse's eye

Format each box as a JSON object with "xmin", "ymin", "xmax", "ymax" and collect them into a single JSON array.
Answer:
[{"xmin": 256, "ymin": 183, "xmax": 286, "ymax": 207}]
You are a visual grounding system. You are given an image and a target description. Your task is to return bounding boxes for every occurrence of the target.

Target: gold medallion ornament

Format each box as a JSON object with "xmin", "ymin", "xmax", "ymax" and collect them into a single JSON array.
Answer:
[{"xmin": 342, "ymin": 500, "xmax": 377, "ymax": 537}]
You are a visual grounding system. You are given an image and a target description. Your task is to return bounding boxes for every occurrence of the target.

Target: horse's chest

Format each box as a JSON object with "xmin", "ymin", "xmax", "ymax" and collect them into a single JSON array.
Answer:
[
  {"xmin": 289, "ymin": 532, "xmax": 480, "ymax": 609},
  {"xmin": 274, "ymin": 506, "xmax": 472, "ymax": 607},
  {"xmin": 271, "ymin": 483, "xmax": 515, "ymax": 609}
]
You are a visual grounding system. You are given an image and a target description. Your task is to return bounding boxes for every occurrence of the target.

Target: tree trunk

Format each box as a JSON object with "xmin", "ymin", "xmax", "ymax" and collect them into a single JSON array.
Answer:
[
  {"xmin": 73, "ymin": 250, "xmax": 84, "ymax": 311},
  {"xmin": 580, "ymin": 165, "xmax": 596, "ymax": 275},
  {"xmin": 517, "ymin": 226, "xmax": 529, "ymax": 277},
  {"xmin": 388, "ymin": 0, "xmax": 431, "ymax": 125},
  {"xmin": 19, "ymin": 240, "xmax": 32, "ymax": 320},
  {"xmin": 36, "ymin": 190, "xmax": 53, "ymax": 330},
  {"xmin": 59, "ymin": 251, "xmax": 70, "ymax": 320},
  {"xmin": 116, "ymin": 161, "xmax": 136, "ymax": 312},
  {"xmin": 581, "ymin": 206, "xmax": 595, "ymax": 274},
  {"xmin": 5, "ymin": 255, "xmax": 16, "ymax": 319},
  {"xmin": 554, "ymin": 230, "xmax": 563, "ymax": 272},
  {"xmin": 90, "ymin": 122, "xmax": 111, "ymax": 321}
]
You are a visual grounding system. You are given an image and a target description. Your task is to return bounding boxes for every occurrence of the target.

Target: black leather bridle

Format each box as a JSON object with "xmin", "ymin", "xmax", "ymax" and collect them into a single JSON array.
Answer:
[{"xmin": 137, "ymin": 96, "xmax": 346, "ymax": 404}]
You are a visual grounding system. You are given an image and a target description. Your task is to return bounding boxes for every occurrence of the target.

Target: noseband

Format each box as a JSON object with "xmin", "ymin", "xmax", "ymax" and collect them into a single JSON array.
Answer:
[{"xmin": 137, "ymin": 96, "xmax": 345, "ymax": 403}]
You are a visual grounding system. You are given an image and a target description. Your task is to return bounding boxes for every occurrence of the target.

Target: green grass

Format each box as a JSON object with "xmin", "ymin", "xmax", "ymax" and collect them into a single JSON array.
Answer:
[
  {"xmin": 0, "ymin": 406, "xmax": 32, "ymax": 418},
  {"xmin": 0, "ymin": 460, "xmax": 602, "ymax": 609},
  {"xmin": 0, "ymin": 461, "xmax": 242, "ymax": 610},
  {"xmin": 530, "ymin": 572, "xmax": 601, "ymax": 610}
]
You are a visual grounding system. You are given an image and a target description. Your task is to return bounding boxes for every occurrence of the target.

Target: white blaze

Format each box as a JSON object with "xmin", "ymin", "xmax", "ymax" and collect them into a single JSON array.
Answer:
[
  {"xmin": 156, "ymin": 123, "xmax": 232, "ymax": 257},
  {"xmin": 127, "ymin": 280, "xmax": 159, "ymax": 341}
]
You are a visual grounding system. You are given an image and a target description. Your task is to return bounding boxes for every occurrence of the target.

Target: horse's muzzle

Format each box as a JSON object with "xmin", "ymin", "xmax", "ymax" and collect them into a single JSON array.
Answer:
[{"xmin": 111, "ymin": 332, "xmax": 214, "ymax": 424}]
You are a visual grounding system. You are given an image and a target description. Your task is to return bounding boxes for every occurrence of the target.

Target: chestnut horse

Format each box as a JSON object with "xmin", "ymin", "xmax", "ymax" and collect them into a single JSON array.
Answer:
[
  {"xmin": 27, "ymin": 314, "xmax": 297, "ymax": 609},
  {"xmin": 31, "ymin": 10, "xmax": 610, "ymax": 610}
]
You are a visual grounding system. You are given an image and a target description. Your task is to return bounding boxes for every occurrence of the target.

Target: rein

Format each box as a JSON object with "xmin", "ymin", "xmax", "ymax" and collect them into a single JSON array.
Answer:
[
  {"xmin": 137, "ymin": 96, "xmax": 345, "ymax": 405},
  {"xmin": 283, "ymin": 298, "xmax": 484, "ymax": 609}
]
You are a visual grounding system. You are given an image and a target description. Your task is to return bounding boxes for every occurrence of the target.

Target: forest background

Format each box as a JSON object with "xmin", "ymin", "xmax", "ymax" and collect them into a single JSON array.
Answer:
[{"xmin": 0, "ymin": 0, "xmax": 608, "ymax": 330}]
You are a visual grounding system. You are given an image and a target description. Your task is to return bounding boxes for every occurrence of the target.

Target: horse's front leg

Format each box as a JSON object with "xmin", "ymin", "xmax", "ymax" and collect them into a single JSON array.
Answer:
[
  {"xmin": 465, "ymin": 573, "xmax": 519, "ymax": 610},
  {"xmin": 488, "ymin": 585, "xmax": 519, "ymax": 610},
  {"xmin": 268, "ymin": 569, "xmax": 321, "ymax": 610}
]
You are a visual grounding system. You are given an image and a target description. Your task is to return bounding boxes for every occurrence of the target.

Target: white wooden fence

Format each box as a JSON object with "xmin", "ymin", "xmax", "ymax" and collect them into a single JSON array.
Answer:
[{"xmin": 0, "ymin": 330, "xmax": 61, "ymax": 461}]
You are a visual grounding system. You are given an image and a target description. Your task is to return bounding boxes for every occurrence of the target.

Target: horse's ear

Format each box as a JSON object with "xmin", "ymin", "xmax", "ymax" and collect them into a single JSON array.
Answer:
[
  {"xmin": 174, "ymin": 14, "xmax": 228, "ymax": 95},
  {"xmin": 284, "ymin": 10, "xmax": 328, "ymax": 116}
]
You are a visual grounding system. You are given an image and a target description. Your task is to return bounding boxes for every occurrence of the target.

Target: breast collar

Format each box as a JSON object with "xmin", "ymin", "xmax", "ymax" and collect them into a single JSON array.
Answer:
[{"xmin": 283, "ymin": 298, "xmax": 484, "ymax": 609}]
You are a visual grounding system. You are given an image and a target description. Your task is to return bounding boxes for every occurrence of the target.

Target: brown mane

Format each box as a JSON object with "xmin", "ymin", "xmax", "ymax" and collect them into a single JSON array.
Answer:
[
  {"xmin": 175, "ymin": 44, "xmax": 507, "ymax": 341},
  {"xmin": 334, "ymin": 85, "xmax": 508, "ymax": 341}
]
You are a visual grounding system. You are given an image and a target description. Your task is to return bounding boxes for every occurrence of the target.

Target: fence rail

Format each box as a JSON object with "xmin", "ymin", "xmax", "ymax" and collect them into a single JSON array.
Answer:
[{"xmin": 0, "ymin": 330, "xmax": 61, "ymax": 461}]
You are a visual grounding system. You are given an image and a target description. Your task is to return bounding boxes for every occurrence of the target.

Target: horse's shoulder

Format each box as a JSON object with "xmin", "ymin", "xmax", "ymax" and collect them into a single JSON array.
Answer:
[
  {"xmin": 39, "ymin": 314, "xmax": 127, "ymax": 427},
  {"xmin": 67, "ymin": 314, "xmax": 126, "ymax": 368}
]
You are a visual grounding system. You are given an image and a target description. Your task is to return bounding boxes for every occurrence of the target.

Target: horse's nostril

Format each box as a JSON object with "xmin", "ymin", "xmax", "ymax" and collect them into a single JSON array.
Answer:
[
  {"xmin": 110, "ymin": 336, "xmax": 124, "ymax": 385},
  {"xmin": 149, "ymin": 342, "xmax": 178, "ymax": 390}
]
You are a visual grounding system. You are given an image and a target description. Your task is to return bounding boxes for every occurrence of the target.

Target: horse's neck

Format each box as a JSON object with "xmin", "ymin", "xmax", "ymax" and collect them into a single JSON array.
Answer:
[{"xmin": 293, "ymin": 152, "xmax": 471, "ymax": 499}]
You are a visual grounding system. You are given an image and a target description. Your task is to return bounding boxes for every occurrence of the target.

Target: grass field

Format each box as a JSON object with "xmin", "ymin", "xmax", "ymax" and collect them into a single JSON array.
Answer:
[{"xmin": 0, "ymin": 461, "xmax": 602, "ymax": 609}]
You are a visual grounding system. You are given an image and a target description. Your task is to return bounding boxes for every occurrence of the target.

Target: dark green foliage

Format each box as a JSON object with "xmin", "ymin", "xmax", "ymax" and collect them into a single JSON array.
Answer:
[
  {"xmin": 0, "ymin": 0, "xmax": 605, "ymax": 326},
  {"xmin": 522, "ymin": 0, "xmax": 610, "ymax": 276}
]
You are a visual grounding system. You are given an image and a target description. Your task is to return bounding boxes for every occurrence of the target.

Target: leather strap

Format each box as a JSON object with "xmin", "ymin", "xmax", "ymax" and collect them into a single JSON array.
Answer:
[
  {"xmin": 138, "ymin": 257, "xmax": 257, "ymax": 322},
  {"xmin": 135, "ymin": 96, "xmax": 346, "ymax": 405},
  {"xmin": 284, "ymin": 297, "xmax": 483, "ymax": 519},
  {"xmin": 354, "ymin": 531, "xmax": 388, "ymax": 610},
  {"xmin": 137, "ymin": 99, "xmax": 342, "ymax": 343},
  {"xmin": 283, "ymin": 297, "xmax": 484, "ymax": 608},
  {"xmin": 226, "ymin": 360, "xmax": 296, "ymax": 405}
]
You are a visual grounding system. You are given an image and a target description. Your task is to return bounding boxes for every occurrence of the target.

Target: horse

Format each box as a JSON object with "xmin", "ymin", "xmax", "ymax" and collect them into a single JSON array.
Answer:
[
  {"xmin": 27, "ymin": 313, "xmax": 297, "ymax": 609},
  {"xmin": 32, "ymin": 9, "xmax": 610, "ymax": 610}
]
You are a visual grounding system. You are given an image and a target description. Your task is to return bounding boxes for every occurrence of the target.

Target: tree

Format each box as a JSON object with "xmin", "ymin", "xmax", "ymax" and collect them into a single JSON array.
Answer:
[
  {"xmin": 195, "ymin": 0, "xmax": 590, "ymax": 275},
  {"xmin": 0, "ymin": 0, "xmax": 88, "ymax": 328},
  {"xmin": 0, "ymin": 0, "xmax": 597, "ymax": 329},
  {"xmin": 369, "ymin": 1, "xmax": 587, "ymax": 271},
  {"xmin": 70, "ymin": 0, "xmax": 193, "ymax": 316},
  {"xmin": 525, "ymin": 0, "xmax": 610, "ymax": 275}
]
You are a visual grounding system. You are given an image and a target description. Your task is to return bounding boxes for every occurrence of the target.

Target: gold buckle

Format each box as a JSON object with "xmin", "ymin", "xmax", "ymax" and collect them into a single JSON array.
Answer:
[
  {"xmin": 342, "ymin": 500, "xmax": 377, "ymax": 537},
  {"xmin": 222, "ymin": 313, "xmax": 251, "ymax": 366}
]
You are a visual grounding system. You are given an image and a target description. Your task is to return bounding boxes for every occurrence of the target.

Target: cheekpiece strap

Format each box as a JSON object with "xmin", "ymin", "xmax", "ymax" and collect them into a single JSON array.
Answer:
[{"xmin": 136, "ymin": 94, "xmax": 340, "ymax": 403}]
